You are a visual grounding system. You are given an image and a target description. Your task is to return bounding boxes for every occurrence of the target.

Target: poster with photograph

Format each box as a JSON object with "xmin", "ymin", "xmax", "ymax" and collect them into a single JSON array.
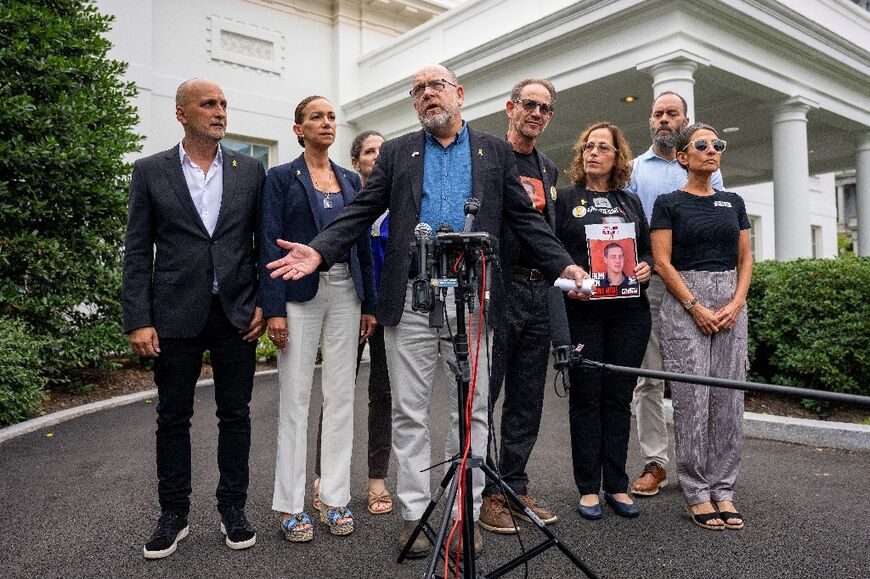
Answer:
[{"xmin": 585, "ymin": 222, "xmax": 640, "ymax": 299}]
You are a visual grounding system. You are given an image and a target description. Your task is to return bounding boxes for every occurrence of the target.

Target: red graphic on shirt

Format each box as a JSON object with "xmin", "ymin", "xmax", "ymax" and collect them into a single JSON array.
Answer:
[{"xmin": 520, "ymin": 176, "xmax": 545, "ymax": 213}]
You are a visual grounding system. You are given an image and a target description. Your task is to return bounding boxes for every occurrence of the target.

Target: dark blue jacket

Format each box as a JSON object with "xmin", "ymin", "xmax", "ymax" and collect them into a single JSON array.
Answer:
[{"xmin": 259, "ymin": 154, "xmax": 376, "ymax": 319}]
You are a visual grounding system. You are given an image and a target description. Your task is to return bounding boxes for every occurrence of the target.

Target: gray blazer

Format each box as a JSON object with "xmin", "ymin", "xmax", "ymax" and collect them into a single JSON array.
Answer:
[
  {"xmin": 309, "ymin": 127, "xmax": 573, "ymax": 326},
  {"xmin": 122, "ymin": 144, "xmax": 266, "ymax": 338}
]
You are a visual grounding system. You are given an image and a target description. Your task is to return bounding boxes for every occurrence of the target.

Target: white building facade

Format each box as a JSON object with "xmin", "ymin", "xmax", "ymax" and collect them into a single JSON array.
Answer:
[{"xmin": 97, "ymin": 0, "xmax": 870, "ymax": 261}]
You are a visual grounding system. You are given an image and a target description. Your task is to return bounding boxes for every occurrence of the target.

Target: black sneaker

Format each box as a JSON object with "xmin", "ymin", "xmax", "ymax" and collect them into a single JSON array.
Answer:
[
  {"xmin": 143, "ymin": 511, "xmax": 189, "ymax": 559},
  {"xmin": 220, "ymin": 505, "xmax": 257, "ymax": 550}
]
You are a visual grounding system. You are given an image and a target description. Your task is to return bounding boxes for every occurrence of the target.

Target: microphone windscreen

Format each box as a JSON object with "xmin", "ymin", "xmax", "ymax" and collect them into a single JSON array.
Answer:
[
  {"xmin": 547, "ymin": 286, "xmax": 572, "ymax": 348},
  {"xmin": 414, "ymin": 222, "xmax": 433, "ymax": 240}
]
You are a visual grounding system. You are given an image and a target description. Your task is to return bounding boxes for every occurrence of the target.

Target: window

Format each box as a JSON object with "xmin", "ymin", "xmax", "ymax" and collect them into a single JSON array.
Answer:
[
  {"xmin": 223, "ymin": 137, "xmax": 273, "ymax": 169},
  {"xmin": 748, "ymin": 215, "xmax": 760, "ymax": 261},
  {"xmin": 811, "ymin": 225, "xmax": 823, "ymax": 258}
]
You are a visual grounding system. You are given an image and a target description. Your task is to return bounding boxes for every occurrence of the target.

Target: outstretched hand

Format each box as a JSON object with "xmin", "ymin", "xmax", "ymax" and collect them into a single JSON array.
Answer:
[{"xmin": 267, "ymin": 240, "xmax": 323, "ymax": 280}]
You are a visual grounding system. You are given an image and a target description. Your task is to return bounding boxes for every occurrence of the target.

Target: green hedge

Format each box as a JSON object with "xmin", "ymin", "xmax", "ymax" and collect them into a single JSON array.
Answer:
[
  {"xmin": 0, "ymin": 317, "xmax": 47, "ymax": 426},
  {"xmin": 747, "ymin": 256, "xmax": 870, "ymax": 397}
]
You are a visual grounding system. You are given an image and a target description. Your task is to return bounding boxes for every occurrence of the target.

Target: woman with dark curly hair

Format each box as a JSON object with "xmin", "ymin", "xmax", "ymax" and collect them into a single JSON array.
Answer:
[
  {"xmin": 555, "ymin": 122, "xmax": 653, "ymax": 520},
  {"xmin": 651, "ymin": 123, "xmax": 751, "ymax": 531}
]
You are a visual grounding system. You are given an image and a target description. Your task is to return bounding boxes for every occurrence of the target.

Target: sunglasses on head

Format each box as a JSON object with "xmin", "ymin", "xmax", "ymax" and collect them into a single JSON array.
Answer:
[
  {"xmin": 684, "ymin": 139, "xmax": 727, "ymax": 152},
  {"xmin": 513, "ymin": 98, "xmax": 554, "ymax": 115}
]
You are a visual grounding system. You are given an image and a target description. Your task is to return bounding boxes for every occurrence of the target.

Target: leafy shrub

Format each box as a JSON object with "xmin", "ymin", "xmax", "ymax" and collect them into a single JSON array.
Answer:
[
  {"xmin": 0, "ymin": 317, "xmax": 48, "ymax": 425},
  {"xmin": 0, "ymin": 1, "xmax": 140, "ymax": 388},
  {"xmin": 747, "ymin": 256, "xmax": 870, "ymax": 397},
  {"xmin": 257, "ymin": 334, "xmax": 277, "ymax": 362}
]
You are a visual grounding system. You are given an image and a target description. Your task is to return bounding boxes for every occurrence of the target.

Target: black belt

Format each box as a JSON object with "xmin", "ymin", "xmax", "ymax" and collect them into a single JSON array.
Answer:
[{"xmin": 513, "ymin": 266, "xmax": 544, "ymax": 281}]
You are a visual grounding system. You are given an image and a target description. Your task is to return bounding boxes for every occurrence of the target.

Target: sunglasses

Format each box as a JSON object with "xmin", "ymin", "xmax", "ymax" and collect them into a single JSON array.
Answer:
[
  {"xmin": 684, "ymin": 139, "xmax": 727, "ymax": 152},
  {"xmin": 513, "ymin": 99, "xmax": 554, "ymax": 115},
  {"xmin": 409, "ymin": 78, "xmax": 457, "ymax": 99}
]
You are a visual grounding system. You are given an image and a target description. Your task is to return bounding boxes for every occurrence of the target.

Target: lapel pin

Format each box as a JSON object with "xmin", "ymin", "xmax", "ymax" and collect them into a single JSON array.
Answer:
[
  {"xmin": 550, "ymin": 186, "xmax": 557, "ymax": 201},
  {"xmin": 411, "ymin": 151, "xmax": 420, "ymax": 157},
  {"xmin": 231, "ymin": 159, "xmax": 237, "ymax": 168},
  {"xmin": 478, "ymin": 148, "xmax": 484, "ymax": 156},
  {"xmin": 296, "ymin": 169, "xmax": 301, "ymax": 176}
]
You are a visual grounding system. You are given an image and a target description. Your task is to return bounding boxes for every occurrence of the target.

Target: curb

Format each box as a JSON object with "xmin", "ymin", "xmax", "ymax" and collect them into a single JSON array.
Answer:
[
  {"xmin": 0, "ymin": 369, "xmax": 279, "ymax": 445},
  {"xmin": 661, "ymin": 400, "xmax": 870, "ymax": 451}
]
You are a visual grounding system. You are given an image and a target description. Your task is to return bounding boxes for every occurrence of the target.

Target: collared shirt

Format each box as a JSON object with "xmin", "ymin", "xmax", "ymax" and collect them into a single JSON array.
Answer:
[
  {"xmin": 420, "ymin": 122, "xmax": 472, "ymax": 233},
  {"xmin": 627, "ymin": 146, "xmax": 724, "ymax": 222},
  {"xmin": 179, "ymin": 142, "xmax": 223, "ymax": 292}
]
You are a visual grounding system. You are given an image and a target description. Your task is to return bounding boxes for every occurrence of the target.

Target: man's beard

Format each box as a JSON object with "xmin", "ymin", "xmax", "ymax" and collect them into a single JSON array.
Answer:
[
  {"xmin": 651, "ymin": 126, "xmax": 678, "ymax": 149},
  {"xmin": 418, "ymin": 99, "xmax": 460, "ymax": 133}
]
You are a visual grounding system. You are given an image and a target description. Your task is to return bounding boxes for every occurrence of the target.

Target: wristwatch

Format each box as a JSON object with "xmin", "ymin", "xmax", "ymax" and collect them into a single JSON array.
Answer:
[{"xmin": 683, "ymin": 297, "xmax": 698, "ymax": 311}]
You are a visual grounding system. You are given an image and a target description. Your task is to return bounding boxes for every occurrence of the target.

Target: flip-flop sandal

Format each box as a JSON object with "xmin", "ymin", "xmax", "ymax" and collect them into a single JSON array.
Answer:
[
  {"xmin": 368, "ymin": 488, "xmax": 393, "ymax": 515},
  {"xmin": 685, "ymin": 506, "xmax": 725, "ymax": 530},
  {"xmin": 718, "ymin": 511, "xmax": 745, "ymax": 530}
]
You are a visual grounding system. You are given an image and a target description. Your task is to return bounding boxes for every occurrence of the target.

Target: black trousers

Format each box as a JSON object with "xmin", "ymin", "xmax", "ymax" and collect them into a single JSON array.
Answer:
[
  {"xmin": 484, "ymin": 277, "xmax": 551, "ymax": 496},
  {"xmin": 315, "ymin": 324, "xmax": 392, "ymax": 479},
  {"xmin": 153, "ymin": 296, "xmax": 256, "ymax": 515},
  {"xmin": 567, "ymin": 301, "xmax": 651, "ymax": 495}
]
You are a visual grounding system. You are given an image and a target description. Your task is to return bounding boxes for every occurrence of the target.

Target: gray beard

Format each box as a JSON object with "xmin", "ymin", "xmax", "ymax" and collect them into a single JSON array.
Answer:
[
  {"xmin": 651, "ymin": 127, "xmax": 678, "ymax": 150},
  {"xmin": 419, "ymin": 109, "xmax": 452, "ymax": 133}
]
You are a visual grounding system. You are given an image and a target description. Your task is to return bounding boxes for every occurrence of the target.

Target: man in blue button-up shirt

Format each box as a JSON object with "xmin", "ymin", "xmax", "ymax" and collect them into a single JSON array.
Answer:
[{"xmin": 627, "ymin": 92, "xmax": 724, "ymax": 498}]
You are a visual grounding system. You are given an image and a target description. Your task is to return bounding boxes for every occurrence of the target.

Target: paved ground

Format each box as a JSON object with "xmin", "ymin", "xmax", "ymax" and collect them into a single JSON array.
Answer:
[{"xmin": 1, "ymin": 367, "xmax": 868, "ymax": 579}]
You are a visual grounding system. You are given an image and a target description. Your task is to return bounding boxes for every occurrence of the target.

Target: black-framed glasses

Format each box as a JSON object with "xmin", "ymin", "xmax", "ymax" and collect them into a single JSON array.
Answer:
[
  {"xmin": 581, "ymin": 141, "xmax": 617, "ymax": 153},
  {"xmin": 513, "ymin": 98, "xmax": 554, "ymax": 115},
  {"xmin": 409, "ymin": 78, "xmax": 458, "ymax": 99},
  {"xmin": 684, "ymin": 139, "xmax": 727, "ymax": 152}
]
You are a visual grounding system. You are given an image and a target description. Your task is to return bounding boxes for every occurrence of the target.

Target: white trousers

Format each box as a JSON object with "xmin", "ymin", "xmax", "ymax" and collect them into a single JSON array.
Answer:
[
  {"xmin": 385, "ymin": 282, "xmax": 491, "ymax": 522},
  {"xmin": 272, "ymin": 264, "xmax": 360, "ymax": 514}
]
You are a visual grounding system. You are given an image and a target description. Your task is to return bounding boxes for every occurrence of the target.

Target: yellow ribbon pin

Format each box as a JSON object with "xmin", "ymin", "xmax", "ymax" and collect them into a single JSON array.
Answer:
[
  {"xmin": 232, "ymin": 159, "xmax": 237, "ymax": 168},
  {"xmin": 478, "ymin": 148, "xmax": 484, "ymax": 156}
]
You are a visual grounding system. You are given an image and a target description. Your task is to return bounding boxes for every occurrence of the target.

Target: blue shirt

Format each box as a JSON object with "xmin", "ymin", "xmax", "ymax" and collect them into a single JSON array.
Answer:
[
  {"xmin": 420, "ymin": 122, "xmax": 472, "ymax": 232},
  {"xmin": 627, "ymin": 146, "xmax": 724, "ymax": 222}
]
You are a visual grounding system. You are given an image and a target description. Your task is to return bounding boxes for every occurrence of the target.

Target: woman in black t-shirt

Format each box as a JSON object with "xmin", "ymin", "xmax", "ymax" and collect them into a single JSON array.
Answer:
[
  {"xmin": 650, "ymin": 123, "xmax": 753, "ymax": 532},
  {"xmin": 555, "ymin": 122, "xmax": 652, "ymax": 520}
]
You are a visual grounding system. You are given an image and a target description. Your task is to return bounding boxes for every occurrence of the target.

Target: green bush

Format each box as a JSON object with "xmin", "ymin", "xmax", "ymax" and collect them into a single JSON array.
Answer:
[
  {"xmin": 257, "ymin": 334, "xmax": 277, "ymax": 362},
  {"xmin": 0, "ymin": 1, "xmax": 140, "ymax": 387},
  {"xmin": 747, "ymin": 256, "xmax": 870, "ymax": 397},
  {"xmin": 0, "ymin": 317, "xmax": 48, "ymax": 425}
]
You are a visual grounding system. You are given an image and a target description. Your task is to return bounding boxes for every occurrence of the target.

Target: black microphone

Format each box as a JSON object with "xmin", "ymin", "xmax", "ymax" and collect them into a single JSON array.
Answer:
[
  {"xmin": 548, "ymin": 286, "xmax": 573, "ymax": 393},
  {"xmin": 463, "ymin": 197, "xmax": 481, "ymax": 233},
  {"xmin": 411, "ymin": 223, "xmax": 433, "ymax": 313}
]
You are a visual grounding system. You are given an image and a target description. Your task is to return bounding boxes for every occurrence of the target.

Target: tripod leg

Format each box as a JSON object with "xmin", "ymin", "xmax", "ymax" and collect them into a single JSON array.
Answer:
[
  {"xmin": 425, "ymin": 470, "xmax": 462, "ymax": 578},
  {"xmin": 397, "ymin": 461, "xmax": 458, "ymax": 563}
]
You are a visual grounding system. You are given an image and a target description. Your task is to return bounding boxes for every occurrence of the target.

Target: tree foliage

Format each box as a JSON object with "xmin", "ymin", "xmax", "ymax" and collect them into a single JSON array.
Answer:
[{"xmin": 0, "ymin": 0, "xmax": 140, "ymax": 386}]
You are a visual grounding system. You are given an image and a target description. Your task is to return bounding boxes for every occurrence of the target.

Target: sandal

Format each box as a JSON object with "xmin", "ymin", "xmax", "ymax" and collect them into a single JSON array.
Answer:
[
  {"xmin": 714, "ymin": 502, "xmax": 745, "ymax": 530},
  {"xmin": 280, "ymin": 512, "xmax": 314, "ymax": 543},
  {"xmin": 321, "ymin": 504, "xmax": 354, "ymax": 536},
  {"xmin": 312, "ymin": 478, "xmax": 322, "ymax": 511},
  {"xmin": 368, "ymin": 488, "xmax": 393, "ymax": 515},
  {"xmin": 685, "ymin": 506, "xmax": 725, "ymax": 531}
]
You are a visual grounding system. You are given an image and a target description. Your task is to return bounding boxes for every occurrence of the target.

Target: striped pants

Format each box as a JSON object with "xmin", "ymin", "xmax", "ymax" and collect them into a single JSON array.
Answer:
[{"xmin": 660, "ymin": 270, "xmax": 748, "ymax": 506}]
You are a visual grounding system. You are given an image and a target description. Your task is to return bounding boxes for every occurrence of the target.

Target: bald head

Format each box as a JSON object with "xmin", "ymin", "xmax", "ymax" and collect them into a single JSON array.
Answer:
[
  {"xmin": 175, "ymin": 78, "xmax": 222, "ymax": 108},
  {"xmin": 411, "ymin": 64, "xmax": 457, "ymax": 86}
]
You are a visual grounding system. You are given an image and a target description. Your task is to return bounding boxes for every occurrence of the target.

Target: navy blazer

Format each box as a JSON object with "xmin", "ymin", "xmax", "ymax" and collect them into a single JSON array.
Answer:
[
  {"xmin": 122, "ymin": 144, "xmax": 265, "ymax": 337},
  {"xmin": 259, "ymin": 154, "xmax": 376, "ymax": 319},
  {"xmin": 309, "ymin": 127, "xmax": 574, "ymax": 326}
]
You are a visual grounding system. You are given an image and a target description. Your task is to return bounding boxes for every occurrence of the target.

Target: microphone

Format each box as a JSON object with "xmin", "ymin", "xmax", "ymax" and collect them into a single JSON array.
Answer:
[
  {"xmin": 548, "ymin": 286, "xmax": 573, "ymax": 393},
  {"xmin": 411, "ymin": 223, "xmax": 434, "ymax": 313},
  {"xmin": 413, "ymin": 222, "xmax": 432, "ymax": 277},
  {"xmin": 463, "ymin": 197, "xmax": 481, "ymax": 233}
]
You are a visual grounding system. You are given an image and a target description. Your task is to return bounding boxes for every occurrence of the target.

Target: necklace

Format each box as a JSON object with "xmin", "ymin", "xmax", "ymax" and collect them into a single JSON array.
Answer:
[{"xmin": 306, "ymin": 160, "xmax": 337, "ymax": 208}]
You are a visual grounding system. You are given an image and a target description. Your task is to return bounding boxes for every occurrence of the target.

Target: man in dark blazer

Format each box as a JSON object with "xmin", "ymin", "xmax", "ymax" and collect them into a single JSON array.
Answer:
[
  {"xmin": 264, "ymin": 64, "xmax": 590, "ymax": 558},
  {"xmin": 480, "ymin": 79, "xmax": 561, "ymax": 536},
  {"xmin": 122, "ymin": 78, "xmax": 266, "ymax": 559}
]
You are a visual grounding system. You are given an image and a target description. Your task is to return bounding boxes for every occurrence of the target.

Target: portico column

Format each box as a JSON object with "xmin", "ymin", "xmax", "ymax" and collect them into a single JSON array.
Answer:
[
  {"xmin": 771, "ymin": 96, "xmax": 817, "ymax": 260},
  {"xmin": 856, "ymin": 132, "xmax": 870, "ymax": 256},
  {"xmin": 649, "ymin": 60, "xmax": 699, "ymax": 121}
]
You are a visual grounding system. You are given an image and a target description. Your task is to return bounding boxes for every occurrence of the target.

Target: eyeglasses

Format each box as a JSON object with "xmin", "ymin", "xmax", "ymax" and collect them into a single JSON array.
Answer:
[
  {"xmin": 684, "ymin": 139, "xmax": 727, "ymax": 152},
  {"xmin": 409, "ymin": 78, "xmax": 458, "ymax": 99},
  {"xmin": 581, "ymin": 142, "xmax": 618, "ymax": 153},
  {"xmin": 513, "ymin": 99, "xmax": 554, "ymax": 115}
]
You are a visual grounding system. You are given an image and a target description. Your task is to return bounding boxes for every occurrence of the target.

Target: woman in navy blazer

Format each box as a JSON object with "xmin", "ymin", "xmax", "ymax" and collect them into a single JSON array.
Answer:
[{"xmin": 260, "ymin": 96, "xmax": 376, "ymax": 542}]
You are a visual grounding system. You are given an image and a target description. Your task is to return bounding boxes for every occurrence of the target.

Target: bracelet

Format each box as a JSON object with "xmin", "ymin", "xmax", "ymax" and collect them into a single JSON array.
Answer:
[{"xmin": 682, "ymin": 297, "xmax": 698, "ymax": 311}]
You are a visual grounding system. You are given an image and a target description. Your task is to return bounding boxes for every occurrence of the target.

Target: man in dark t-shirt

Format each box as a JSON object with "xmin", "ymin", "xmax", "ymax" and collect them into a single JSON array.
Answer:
[{"xmin": 481, "ymin": 79, "xmax": 561, "ymax": 534}]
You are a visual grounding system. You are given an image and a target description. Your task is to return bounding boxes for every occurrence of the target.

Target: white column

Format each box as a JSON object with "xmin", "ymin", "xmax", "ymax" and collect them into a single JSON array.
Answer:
[
  {"xmin": 771, "ymin": 96, "xmax": 817, "ymax": 260},
  {"xmin": 649, "ymin": 61, "xmax": 699, "ymax": 122},
  {"xmin": 856, "ymin": 132, "xmax": 870, "ymax": 256}
]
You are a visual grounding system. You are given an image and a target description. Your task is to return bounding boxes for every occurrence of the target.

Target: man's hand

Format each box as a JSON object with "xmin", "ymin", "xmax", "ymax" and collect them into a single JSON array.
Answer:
[
  {"xmin": 266, "ymin": 240, "xmax": 323, "ymax": 280},
  {"xmin": 635, "ymin": 261, "xmax": 652, "ymax": 284},
  {"xmin": 267, "ymin": 316, "xmax": 289, "ymax": 352},
  {"xmin": 359, "ymin": 314, "xmax": 377, "ymax": 344},
  {"xmin": 130, "ymin": 326, "xmax": 160, "ymax": 357},
  {"xmin": 241, "ymin": 306, "xmax": 266, "ymax": 342},
  {"xmin": 559, "ymin": 264, "xmax": 592, "ymax": 302}
]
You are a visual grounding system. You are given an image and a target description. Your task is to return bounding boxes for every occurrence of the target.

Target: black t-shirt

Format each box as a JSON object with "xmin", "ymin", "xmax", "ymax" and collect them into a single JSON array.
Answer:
[
  {"xmin": 513, "ymin": 151, "xmax": 548, "ymax": 269},
  {"xmin": 650, "ymin": 189, "xmax": 750, "ymax": 272}
]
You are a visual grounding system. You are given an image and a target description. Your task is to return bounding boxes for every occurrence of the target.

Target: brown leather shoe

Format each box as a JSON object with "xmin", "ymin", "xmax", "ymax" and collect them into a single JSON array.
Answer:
[
  {"xmin": 631, "ymin": 462, "xmax": 668, "ymax": 496},
  {"xmin": 398, "ymin": 519, "xmax": 431, "ymax": 558},
  {"xmin": 509, "ymin": 494, "xmax": 558, "ymax": 525},
  {"xmin": 479, "ymin": 495, "xmax": 519, "ymax": 534}
]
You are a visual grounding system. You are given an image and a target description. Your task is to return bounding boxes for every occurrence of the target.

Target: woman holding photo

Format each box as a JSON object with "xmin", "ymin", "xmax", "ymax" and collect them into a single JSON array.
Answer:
[{"xmin": 555, "ymin": 122, "xmax": 652, "ymax": 520}]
